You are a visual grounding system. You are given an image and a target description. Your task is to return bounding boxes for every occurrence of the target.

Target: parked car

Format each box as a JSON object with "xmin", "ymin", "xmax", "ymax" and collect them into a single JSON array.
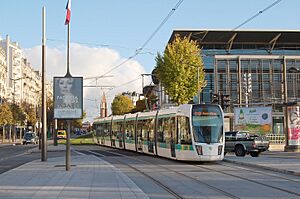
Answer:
[
  {"xmin": 57, "ymin": 130, "xmax": 67, "ymax": 140},
  {"xmin": 225, "ymin": 131, "xmax": 269, "ymax": 157},
  {"xmin": 23, "ymin": 132, "xmax": 39, "ymax": 145}
]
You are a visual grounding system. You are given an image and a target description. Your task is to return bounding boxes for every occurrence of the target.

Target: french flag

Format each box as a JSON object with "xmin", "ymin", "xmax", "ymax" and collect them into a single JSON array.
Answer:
[{"xmin": 65, "ymin": 0, "xmax": 71, "ymax": 25}]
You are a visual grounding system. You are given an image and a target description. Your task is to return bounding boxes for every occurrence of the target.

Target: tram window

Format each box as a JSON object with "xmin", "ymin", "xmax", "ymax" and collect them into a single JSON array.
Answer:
[
  {"xmin": 149, "ymin": 118, "xmax": 155, "ymax": 142},
  {"xmin": 163, "ymin": 118, "xmax": 171, "ymax": 144},
  {"xmin": 178, "ymin": 116, "xmax": 192, "ymax": 144},
  {"xmin": 157, "ymin": 118, "xmax": 165, "ymax": 143},
  {"xmin": 124, "ymin": 120, "xmax": 134, "ymax": 140}
]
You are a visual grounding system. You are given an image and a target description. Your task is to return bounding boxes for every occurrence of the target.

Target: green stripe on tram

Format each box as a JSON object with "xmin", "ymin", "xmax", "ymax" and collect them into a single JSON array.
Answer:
[
  {"xmin": 125, "ymin": 139, "xmax": 135, "ymax": 144},
  {"xmin": 176, "ymin": 144, "xmax": 194, "ymax": 151},
  {"xmin": 157, "ymin": 114, "xmax": 176, "ymax": 118}
]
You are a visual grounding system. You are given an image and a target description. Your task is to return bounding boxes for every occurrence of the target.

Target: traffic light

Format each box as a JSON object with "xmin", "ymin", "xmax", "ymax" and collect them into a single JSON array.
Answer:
[
  {"xmin": 221, "ymin": 94, "xmax": 230, "ymax": 109},
  {"xmin": 212, "ymin": 93, "xmax": 220, "ymax": 104}
]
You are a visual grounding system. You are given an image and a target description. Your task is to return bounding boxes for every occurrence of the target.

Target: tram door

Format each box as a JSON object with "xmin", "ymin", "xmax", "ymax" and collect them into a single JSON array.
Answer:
[
  {"xmin": 148, "ymin": 118, "xmax": 155, "ymax": 154},
  {"xmin": 136, "ymin": 120, "xmax": 143, "ymax": 152},
  {"xmin": 170, "ymin": 117, "xmax": 176, "ymax": 158}
]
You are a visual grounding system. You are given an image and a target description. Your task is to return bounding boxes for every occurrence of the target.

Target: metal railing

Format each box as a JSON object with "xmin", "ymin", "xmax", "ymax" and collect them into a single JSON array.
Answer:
[{"xmin": 265, "ymin": 134, "xmax": 285, "ymax": 144}]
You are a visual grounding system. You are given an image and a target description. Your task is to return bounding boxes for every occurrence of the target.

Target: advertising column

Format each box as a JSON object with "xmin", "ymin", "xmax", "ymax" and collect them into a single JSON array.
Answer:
[{"xmin": 285, "ymin": 104, "xmax": 300, "ymax": 152}]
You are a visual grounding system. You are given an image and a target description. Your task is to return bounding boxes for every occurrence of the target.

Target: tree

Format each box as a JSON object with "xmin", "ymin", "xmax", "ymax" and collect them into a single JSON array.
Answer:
[
  {"xmin": 111, "ymin": 95, "xmax": 134, "ymax": 115},
  {"xmin": 155, "ymin": 34, "xmax": 206, "ymax": 105},
  {"xmin": 10, "ymin": 103, "xmax": 27, "ymax": 126},
  {"xmin": 0, "ymin": 103, "xmax": 13, "ymax": 142},
  {"xmin": 21, "ymin": 102, "xmax": 37, "ymax": 127}
]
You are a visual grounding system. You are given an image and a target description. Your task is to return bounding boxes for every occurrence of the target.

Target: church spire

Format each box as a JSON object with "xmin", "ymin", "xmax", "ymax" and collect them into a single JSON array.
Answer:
[{"xmin": 100, "ymin": 92, "xmax": 107, "ymax": 118}]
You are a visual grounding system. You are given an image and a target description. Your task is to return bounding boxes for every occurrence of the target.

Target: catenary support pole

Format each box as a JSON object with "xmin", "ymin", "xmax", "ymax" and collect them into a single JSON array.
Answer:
[{"xmin": 41, "ymin": 6, "xmax": 47, "ymax": 161}]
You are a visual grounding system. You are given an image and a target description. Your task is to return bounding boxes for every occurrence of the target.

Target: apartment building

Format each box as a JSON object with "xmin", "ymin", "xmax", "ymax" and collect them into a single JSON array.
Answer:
[
  {"xmin": 0, "ymin": 46, "xmax": 7, "ymax": 101},
  {"xmin": 0, "ymin": 35, "xmax": 52, "ymax": 107}
]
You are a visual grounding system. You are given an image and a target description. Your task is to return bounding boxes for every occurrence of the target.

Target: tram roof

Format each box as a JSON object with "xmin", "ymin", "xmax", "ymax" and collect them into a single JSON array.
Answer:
[{"xmin": 169, "ymin": 29, "xmax": 300, "ymax": 50}]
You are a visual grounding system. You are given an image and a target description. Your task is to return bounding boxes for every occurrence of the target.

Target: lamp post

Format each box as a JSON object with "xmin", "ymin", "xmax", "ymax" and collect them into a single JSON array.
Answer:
[{"xmin": 11, "ymin": 76, "xmax": 31, "ymax": 104}]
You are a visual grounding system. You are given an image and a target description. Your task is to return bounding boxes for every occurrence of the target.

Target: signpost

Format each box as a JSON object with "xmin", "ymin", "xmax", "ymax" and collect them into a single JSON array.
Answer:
[
  {"xmin": 53, "ymin": 77, "xmax": 83, "ymax": 171},
  {"xmin": 53, "ymin": 0, "xmax": 83, "ymax": 171}
]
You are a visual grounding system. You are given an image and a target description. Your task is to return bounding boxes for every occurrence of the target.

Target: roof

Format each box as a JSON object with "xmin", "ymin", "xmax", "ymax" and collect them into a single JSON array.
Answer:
[{"xmin": 169, "ymin": 29, "xmax": 300, "ymax": 51}]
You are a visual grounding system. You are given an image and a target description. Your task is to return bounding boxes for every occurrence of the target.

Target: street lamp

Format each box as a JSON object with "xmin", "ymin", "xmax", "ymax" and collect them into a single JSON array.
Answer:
[{"xmin": 11, "ymin": 76, "xmax": 31, "ymax": 104}]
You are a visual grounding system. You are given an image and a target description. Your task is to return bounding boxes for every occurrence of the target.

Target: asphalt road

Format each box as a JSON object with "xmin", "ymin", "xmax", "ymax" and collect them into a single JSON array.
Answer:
[{"xmin": 0, "ymin": 144, "xmax": 64, "ymax": 175}]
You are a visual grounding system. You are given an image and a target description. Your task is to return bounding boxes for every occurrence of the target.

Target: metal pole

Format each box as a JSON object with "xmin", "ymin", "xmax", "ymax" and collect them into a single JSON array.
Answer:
[
  {"xmin": 41, "ymin": 6, "xmax": 47, "ymax": 161},
  {"xmin": 283, "ymin": 56, "xmax": 289, "ymax": 150},
  {"xmin": 197, "ymin": 66, "xmax": 200, "ymax": 104},
  {"xmin": 66, "ymin": 23, "xmax": 71, "ymax": 77},
  {"xmin": 65, "ymin": 22, "xmax": 71, "ymax": 170},
  {"xmin": 54, "ymin": 119, "xmax": 57, "ymax": 146},
  {"xmin": 66, "ymin": 120, "xmax": 71, "ymax": 171}
]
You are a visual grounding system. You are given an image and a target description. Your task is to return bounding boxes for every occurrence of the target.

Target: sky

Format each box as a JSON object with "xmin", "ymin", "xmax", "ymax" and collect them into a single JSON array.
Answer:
[{"xmin": 0, "ymin": 0, "xmax": 299, "ymax": 122}]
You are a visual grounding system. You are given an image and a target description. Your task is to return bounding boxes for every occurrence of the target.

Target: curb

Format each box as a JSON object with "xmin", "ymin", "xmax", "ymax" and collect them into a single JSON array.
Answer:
[{"xmin": 223, "ymin": 159, "xmax": 300, "ymax": 177}]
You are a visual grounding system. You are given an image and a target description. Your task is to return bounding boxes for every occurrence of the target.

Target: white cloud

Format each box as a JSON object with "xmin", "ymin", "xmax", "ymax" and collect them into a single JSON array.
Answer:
[{"xmin": 24, "ymin": 43, "xmax": 146, "ymax": 122}]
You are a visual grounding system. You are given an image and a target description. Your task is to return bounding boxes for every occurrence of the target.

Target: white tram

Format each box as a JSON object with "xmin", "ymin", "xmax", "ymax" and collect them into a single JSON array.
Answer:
[{"xmin": 93, "ymin": 104, "xmax": 225, "ymax": 161}]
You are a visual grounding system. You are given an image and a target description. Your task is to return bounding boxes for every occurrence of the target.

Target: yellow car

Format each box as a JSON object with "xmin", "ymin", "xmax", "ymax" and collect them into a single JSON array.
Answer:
[{"xmin": 57, "ymin": 130, "xmax": 67, "ymax": 140}]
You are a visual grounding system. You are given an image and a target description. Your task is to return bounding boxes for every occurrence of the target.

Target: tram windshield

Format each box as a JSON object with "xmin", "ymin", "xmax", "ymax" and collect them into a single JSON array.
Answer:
[{"xmin": 192, "ymin": 105, "xmax": 223, "ymax": 144}]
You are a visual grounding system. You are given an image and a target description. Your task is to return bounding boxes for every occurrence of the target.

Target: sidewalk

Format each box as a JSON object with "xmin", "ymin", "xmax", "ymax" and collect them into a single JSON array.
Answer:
[
  {"xmin": 224, "ymin": 151, "xmax": 300, "ymax": 176},
  {"xmin": 0, "ymin": 146, "xmax": 149, "ymax": 199}
]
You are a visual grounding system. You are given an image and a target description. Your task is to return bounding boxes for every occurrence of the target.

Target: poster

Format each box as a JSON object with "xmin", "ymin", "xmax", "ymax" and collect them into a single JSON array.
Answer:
[
  {"xmin": 234, "ymin": 107, "xmax": 272, "ymax": 134},
  {"xmin": 287, "ymin": 106, "xmax": 300, "ymax": 146},
  {"xmin": 53, "ymin": 77, "xmax": 83, "ymax": 119}
]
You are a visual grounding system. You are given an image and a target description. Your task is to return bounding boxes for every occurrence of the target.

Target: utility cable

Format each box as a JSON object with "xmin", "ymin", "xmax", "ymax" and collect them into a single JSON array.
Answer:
[
  {"xmin": 99, "ymin": 0, "xmax": 184, "ymax": 78},
  {"xmin": 233, "ymin": 0, "xmax": 283, "ymax": 30}
]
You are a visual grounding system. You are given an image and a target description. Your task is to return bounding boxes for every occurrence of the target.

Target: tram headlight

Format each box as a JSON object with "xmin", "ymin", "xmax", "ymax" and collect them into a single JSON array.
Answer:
[
  {"xmin": 218, "ymin": 145, "xmax": 223, "ymax": 155},
  {"xmin": 196, "ymin": 145, "xmax": 203, "ymax": 155}
]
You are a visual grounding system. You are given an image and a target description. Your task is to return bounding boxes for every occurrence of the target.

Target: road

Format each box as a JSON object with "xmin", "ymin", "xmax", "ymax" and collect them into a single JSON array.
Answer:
[
  {"xmin": 0, "ymin": 144, "xmax": 64, "ymax": 175},
  {"xmin": 74, "ymin": 145, "xmax": 300, "ymax": 199}
]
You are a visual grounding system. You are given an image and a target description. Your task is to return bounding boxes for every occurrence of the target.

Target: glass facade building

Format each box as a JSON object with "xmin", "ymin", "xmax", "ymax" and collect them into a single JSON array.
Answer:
[{"xmin": 168, "ymin": 30, "xmax": 300, "ymax": 135}]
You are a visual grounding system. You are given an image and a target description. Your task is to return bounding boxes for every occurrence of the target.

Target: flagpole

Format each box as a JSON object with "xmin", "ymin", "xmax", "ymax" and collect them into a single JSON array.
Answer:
[
  {"xmin": 66, "ymin": 13, "xmax": 71, "ymax": 172},
  {"xmin": 66, "ymin": 23, "xmax": 71, "ymax": 77}
]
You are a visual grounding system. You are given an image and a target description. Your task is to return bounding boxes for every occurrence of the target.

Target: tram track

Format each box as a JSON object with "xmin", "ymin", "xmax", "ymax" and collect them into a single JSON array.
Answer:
[
  {"xmin": 193, "ymin": 163, "xmax": 300, "ymax": 197},
  {"xmin": 78, "ymin": 148, "xmax": 240, "ymax": 199},
  {"xmin": 216, "ymin": 161, "xmax": 300, "ymax": 184}
]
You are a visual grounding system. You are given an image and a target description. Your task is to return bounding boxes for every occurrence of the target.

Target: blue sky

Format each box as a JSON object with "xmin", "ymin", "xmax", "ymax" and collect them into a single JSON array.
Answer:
[{"xmin": 1, "ymin": 0, "xmax": 299, "ymax": 121}]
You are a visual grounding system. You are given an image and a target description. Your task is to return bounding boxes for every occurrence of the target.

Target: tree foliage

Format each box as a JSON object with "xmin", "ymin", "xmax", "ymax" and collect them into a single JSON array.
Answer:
[
  {"xmin": 21, "ymin": 102, "xmax": 37, "ymax": 126},
  {"xmin": 0, "ymin": 103, "xmax": 13, "ymax": 126},
  {"xmin": 10, "ymin": 103, "xmax": 27, "ymax": 125},
  {"xmin": 155, "ymin": 35, "xmax": 206, "ymax": 104},
  {"xmin": 111, "ymin": 95, "xmax": 134, "ymax": 115},
  {"xmin": 131, "ymin": 94, "xmax": 158, "ymax": 113}
]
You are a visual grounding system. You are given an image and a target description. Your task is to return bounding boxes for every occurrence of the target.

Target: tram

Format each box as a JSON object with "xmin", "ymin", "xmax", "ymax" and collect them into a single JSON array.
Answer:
[{"xmin": 92, "ymin": 104, "xmax": 225, "ymax": 161}]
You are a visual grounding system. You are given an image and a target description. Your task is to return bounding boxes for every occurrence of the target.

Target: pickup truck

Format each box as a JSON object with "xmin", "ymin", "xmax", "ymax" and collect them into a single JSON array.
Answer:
[{"xmin": 225, "ymin": 131, "xmax": 269, "ymax": 157}]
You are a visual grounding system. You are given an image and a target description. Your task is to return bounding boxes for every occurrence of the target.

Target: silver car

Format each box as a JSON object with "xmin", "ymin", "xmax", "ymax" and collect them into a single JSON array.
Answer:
[{"xmin": 23, "ymin": 132, "xmax": 39, "ymax": 145}]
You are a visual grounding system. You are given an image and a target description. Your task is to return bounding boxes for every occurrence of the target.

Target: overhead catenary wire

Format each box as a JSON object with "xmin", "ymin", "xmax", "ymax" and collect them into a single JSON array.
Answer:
[
  {"xmin": 115, "ymin": 0, "xmax": 283, "ymax": 90},
  {"xmin": 98, "ymin": 0, "xmax": 184, "ymax": 78},
  {"xmin": 233, "ymin": 0, "xmax": 283, "ymax": 30}
]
